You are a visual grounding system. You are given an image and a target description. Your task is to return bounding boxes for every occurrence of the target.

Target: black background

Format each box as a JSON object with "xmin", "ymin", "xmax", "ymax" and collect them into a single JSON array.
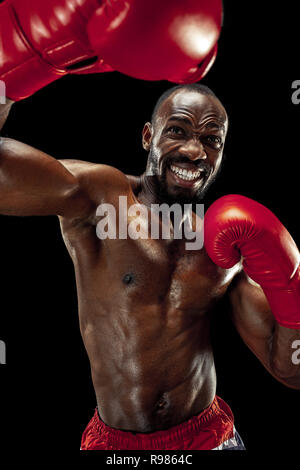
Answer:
[{"xmin": 0, "ymin": 0, "xmax": 299, "ymax": 453}]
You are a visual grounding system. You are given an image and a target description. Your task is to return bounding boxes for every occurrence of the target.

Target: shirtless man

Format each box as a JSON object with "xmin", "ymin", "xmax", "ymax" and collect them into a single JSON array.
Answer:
[{"xmin": 1, "ymin": 83, "xmax": 300, "ymax": 450}]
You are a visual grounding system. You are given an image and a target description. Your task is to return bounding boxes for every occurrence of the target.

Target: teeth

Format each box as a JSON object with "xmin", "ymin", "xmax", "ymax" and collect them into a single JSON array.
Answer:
[{"xmin": 170, "ymin": 164, "xmax": 202, "ymax": 181}]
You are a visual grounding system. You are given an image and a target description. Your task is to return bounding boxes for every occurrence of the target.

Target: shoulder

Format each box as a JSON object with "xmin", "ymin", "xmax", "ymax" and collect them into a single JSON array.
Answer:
[{"xmin": 59, "ymin": 159, "xmax": 132, "ymax": 202}]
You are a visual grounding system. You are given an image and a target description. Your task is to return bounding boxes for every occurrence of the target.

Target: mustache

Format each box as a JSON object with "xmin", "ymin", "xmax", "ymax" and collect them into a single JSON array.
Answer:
[{"xmin": 162, "ymin": 154, "xmax": 210, "ymax": 177}]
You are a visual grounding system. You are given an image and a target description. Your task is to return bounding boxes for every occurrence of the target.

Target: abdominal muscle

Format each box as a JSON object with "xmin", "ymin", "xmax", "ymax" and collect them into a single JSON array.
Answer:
[{"xmin": 81, "ymin": 308, "xmax": 217, "ymax": 433}]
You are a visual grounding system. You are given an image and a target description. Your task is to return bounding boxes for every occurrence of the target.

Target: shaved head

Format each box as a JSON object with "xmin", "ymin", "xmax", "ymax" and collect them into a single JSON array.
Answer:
[{"xmin": 151, "ymin": 84, "xmax": 227, "ymax": 129}]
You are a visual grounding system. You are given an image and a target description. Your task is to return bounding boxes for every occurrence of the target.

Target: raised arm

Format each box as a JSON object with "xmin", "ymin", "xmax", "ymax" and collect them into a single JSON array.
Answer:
[
  {"xmin": 204, "ymin": 194, "xmax": 300, "ymax": 389},
  {"xmin": 0, "ymin": 135, "xmax": 92, "ymax": 217},
  {"xmin": 0, "ymin": 100, "xmax": 86, "ymax": 217},
  {"xmin": 0, "ymin": 102, "xmax": 129, "ymax": 218}
]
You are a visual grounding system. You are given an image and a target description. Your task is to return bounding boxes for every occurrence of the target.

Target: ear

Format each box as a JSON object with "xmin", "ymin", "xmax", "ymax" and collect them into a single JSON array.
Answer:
[{"xmin": 142, "ymin": 122, "xmax": 153, "ymax": 151}]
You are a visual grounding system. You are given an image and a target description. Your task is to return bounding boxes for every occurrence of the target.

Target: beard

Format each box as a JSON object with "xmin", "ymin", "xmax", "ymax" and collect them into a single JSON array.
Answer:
[{"xmin": 146, "ymin": 147, "xmax": 222, "ymax": 207}]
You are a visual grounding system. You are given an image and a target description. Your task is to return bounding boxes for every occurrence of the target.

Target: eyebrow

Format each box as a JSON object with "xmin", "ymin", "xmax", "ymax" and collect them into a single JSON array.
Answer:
[{"xmin": 166, "ymin": 116, "xmax": 226, "ymax": 132}]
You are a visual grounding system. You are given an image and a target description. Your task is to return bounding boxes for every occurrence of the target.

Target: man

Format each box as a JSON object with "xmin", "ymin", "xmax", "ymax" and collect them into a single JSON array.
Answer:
[{"xmin": 1, "ymin": 83, "xmax": 299, "ymax": 450}]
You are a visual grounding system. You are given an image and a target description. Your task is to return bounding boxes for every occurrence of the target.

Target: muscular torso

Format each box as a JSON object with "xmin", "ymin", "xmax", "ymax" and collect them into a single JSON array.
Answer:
[{"xmin": 59, "ymin": 172, "xmax": 239, "ymax": 432}]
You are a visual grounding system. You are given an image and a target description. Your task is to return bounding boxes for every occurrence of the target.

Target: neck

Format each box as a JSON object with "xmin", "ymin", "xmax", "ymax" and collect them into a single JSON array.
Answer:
[{"xmin": 137, "ymin": 174, "xmax": 164, "ymax": 207}]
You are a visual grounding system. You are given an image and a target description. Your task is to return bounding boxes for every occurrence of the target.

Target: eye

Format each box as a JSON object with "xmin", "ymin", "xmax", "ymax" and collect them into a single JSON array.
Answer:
[
  {"xmin": 166, "ymin": 126, "xmax": 185, "ymax": 136},
  {"xmin": 204, "ymin": 135, "xmax": 223, "ymax": 148}
]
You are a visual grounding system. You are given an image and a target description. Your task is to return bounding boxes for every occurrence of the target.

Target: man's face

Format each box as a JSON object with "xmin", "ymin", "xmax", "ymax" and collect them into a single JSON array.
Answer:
[{"xmin": 143, "ymin": 90, "xmax": 228, "ymax": 204}]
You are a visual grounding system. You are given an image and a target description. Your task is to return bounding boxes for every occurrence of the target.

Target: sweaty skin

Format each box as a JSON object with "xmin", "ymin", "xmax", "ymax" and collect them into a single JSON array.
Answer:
[{"xmin": 0, "ymin": 91, "xmax": 299, "ymax": 433}]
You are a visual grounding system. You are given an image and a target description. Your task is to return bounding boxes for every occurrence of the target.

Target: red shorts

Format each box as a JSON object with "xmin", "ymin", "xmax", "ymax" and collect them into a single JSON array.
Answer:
[{"xmin": 80, "ymin": 396, "xmax": 244, "ymax": 450}]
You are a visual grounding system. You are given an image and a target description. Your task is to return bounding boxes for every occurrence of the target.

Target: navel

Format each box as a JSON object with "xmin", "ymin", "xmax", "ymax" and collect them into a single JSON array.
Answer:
[{"xmin": 155, "ymin": 393, "xmax": 170, "ymax": 412}]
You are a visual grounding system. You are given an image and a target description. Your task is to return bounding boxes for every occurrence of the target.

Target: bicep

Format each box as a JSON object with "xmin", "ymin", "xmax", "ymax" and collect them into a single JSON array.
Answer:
[
  {"xmin": 0, "ymin": 138, "xmax": 90, "ymax": 217},
  {"xmin": 0, "ymin": 137, "xmax": 130, "ymax": 220}
]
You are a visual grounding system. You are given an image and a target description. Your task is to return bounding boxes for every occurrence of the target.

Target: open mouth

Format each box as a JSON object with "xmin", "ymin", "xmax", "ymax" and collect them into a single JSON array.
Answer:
[{"xmin": 168, "ymin": 163, "xmax": 205, "ymax": 186}]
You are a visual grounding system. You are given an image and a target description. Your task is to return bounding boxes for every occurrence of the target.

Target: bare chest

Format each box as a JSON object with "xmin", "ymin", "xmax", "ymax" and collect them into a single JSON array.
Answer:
[
  {"xmin": 64, "ymin": 225, "xmax": 236, "ymax": 314},
  {"xmin": 60, "ymin": 201, "xmax": 239, "ymax": 313},
  {"xmin": 111, "ymin": 237, "xmax": 234, "ymax": 308}
]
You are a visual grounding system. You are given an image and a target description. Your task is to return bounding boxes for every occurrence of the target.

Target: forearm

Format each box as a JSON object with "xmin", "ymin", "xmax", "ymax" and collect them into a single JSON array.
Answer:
[
  {"xmin": 270, "ymin": 324, "xmax": 300, "ymax": 389},
  {"xmin": 0, "ymin": 99, "xmax": 14, "ymax": 131},
  {"xmin": 229, "ymin": 272, "xmax": 300, "ymax": 389},
  {"xmin": 206, "ymin": 195, "xmax": 300, "ymax": 388}
]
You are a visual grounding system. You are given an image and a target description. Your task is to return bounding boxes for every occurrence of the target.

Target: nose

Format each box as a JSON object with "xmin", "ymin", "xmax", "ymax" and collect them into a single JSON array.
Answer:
[{"xmin": 179, "ymin": 137, "xmax": 207, "ymax": 162}]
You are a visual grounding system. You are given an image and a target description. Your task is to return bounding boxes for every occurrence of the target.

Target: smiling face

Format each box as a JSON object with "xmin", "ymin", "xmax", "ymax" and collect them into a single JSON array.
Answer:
[{"xmin": 142, "ymin": 89, "xmax": 228, "ymax": 204}]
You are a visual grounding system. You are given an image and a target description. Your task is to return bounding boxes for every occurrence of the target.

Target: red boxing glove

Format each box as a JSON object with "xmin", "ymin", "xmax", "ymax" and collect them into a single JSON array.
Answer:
[
  {"xmin": 0, "ymin": 0, "xmax": 114, "ymax": 101},
  {"xmin": 1, "ymin": 0, "xmax": 222, "ymax": 101},
  {"xmin": 204, "ymin": 195, "xmax": 300, "ymax": 329},
  {"xmin": 87, "ymin": 0, "xmax": 222, "ymax": 83}
]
